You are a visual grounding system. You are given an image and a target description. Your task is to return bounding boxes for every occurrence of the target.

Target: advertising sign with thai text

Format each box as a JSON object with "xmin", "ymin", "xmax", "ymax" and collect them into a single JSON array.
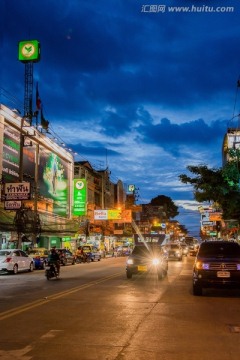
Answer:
[
  {"xmin": 4, "ymin": 182, "xmax": 31, "ymax": 200},
  {"xmin": 4, "ymin": 200, "xmax": 22, "ymax": 210},
  {"xmin": 72, "ymin": 179, "xmax": 87, "ymax": 216}
]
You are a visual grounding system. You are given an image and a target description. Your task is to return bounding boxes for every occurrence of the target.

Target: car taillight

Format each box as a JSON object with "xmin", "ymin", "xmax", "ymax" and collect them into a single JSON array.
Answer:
[
  {"xmin": 4, "ymin": 257, "xmax": 12, "ymax": 263},
  {"xmin": 195, "ymin": 261, "xmax": 209, "ymax": 270}
]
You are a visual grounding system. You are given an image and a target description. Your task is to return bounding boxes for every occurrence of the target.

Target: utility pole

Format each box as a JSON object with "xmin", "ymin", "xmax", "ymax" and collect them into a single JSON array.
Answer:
[{"xmin": 33, "ymin": 143, "xmax": 40, "ymax": 243}]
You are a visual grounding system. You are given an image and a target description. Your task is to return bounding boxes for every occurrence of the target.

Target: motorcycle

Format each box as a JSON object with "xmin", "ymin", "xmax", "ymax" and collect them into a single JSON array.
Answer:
[
  {"xmin": 75, "ymin": 253, "xmax": 91, "ymax": 263},
  {"xmin": 45, "ymin": 262, "xmax": 59, "ymax": 280}
]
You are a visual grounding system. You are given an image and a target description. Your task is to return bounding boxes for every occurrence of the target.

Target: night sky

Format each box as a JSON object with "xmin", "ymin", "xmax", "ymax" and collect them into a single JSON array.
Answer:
[{"xmin": 2, "ymin": 0, "xmax": 240, "ymax": 236}]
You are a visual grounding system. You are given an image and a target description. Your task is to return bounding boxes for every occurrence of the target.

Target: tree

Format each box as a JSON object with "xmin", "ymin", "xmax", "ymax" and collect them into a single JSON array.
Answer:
[
  {"xmin": 179, "ymin": 165, "xmax": 226, "ymax": 203},
  {"xmin": 179, "ymin": 163, "xmax": 240, "ymax": 222},
  {"xmin": 150, "ymin": 195, "xmax": 179, "ymax": 219}
]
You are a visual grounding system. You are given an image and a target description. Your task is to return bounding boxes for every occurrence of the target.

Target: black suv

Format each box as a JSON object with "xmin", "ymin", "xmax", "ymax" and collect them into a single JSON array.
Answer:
[
  {"xmin": 126, "ymin": 244, "xmax": 168, "ymax": 280},
  {"xmin": 193, "ymin": 240, "xmax": 240, "ymax": 296}
]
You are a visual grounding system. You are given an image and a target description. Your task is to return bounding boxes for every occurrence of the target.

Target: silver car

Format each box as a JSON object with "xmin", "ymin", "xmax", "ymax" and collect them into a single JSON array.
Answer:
[{"xmin": 0, "ymin": 249, "xmax": 34, "ymax": 274}]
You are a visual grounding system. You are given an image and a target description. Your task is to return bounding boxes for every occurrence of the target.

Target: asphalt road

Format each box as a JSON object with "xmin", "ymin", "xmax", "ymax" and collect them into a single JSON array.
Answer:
[{"xmin": 1, "ymin": 255, "xmax": 240, "ymax": 360}]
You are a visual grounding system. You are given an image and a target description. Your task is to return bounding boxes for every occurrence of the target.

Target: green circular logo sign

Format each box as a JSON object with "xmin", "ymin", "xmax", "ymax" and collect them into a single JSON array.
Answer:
[{"xmin": 18, "ymin": 40, "xmax": 40, "ymax": 62}]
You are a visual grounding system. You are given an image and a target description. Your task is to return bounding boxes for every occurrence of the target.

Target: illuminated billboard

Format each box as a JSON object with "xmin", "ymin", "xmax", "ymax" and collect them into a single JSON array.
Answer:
[
  {"xmin": 21, "ymin": 144, "xmax": 70, "ymax": 217},
  {"xmin": 18, "ymin": 40, "xmax": 40, "ymax": 62},
  {"xmin": 94, "ymin": 209, "xmax": 132, "ymax": 223},
  {"xmin": 72, "ymin": 179, "xmax": 87, "ymax": 216},
  {"xmin": 2, "ymin": 124, "xmax": 20, "ymax": 181},
  {"xmin": 39, "ymin": 150, "xmax": 69, "ymax": 217}
]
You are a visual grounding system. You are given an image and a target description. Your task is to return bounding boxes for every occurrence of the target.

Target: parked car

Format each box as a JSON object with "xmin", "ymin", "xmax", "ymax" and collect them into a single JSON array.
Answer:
[
  {"xmin": 126, "ymin": 244, "xmax": 168, "ymax": 280},
  {"xmin": 116, "ymin": 246, "xmax": 131, "ymax": 256},
  {"xmin": 0, "ymin": 249, "xmax": 34, "ymax": 274},
  {"xmin": 82, "ymin": 245, "xmax": 101, "ymax": 261},
  {"xmin": 164, "ymin": 243, "xmax": 183, "ymax": 261},
  {"xmin": 56, "ymin": 248, "xmax": 76, "ymax": 266},
  {"xmin": 193, "ymin": 240, "xmax": 240, "ymax": 296},
  {"xmin": 28, "ymin": 248, "xmax": 49, "ymax": 269}
]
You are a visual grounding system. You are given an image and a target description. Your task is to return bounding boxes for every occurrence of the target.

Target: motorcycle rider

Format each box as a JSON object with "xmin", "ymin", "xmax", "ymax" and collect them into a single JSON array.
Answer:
[
  {"xmin": 75, "ymin": 246, "xmax": 84, "ymax": 262},
  {"xmin": 48, "ymin": 246, "xmax": 61, "ymax": 275},
  {"xmin": 75, "ymin": 246, "xmax": 87, "ymax": 262}
]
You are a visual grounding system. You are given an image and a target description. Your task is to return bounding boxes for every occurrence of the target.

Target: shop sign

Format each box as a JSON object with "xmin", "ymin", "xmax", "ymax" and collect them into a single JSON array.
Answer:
[
  {"xmin": 4, "ymin": 200, "xmax": 22, "ymax": 210},
  {"xmin": 4, "ymin": 182, "xmax": 31, "ymax": 200}
]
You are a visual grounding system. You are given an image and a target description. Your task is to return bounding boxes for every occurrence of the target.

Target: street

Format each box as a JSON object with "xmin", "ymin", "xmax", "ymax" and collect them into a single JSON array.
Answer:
[{"xmin": 1, "ymin": 256, "xmax": 240, "ymax": 359}]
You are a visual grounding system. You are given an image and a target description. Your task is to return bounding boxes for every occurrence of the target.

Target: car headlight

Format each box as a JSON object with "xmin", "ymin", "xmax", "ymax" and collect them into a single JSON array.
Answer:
[
  {"xmin": 127, "ymin": 259, "xmax": 134, "ymax": 265},
  {"xmin": 152, "ymin": 258, "xmax": 160, "ymax": 265}
]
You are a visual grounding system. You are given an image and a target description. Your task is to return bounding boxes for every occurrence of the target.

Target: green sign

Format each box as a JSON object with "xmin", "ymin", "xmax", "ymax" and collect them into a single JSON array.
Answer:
[
  {"xmin": 128, "ymin": 184, "xmax": 135, "ymax": 192},
  {"xmin": 18, "ymin": 40, "xmax": 40, "ymax": 62},
  {"xmin": 73, "ymin": 179, "xmax": 87, "ymax": 216}
]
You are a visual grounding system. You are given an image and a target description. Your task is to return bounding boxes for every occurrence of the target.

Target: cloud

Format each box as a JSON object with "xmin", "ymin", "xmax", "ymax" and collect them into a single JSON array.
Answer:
[{"xmin": 2, "ymin": 0, "xmax": 240, "ymax": 235}]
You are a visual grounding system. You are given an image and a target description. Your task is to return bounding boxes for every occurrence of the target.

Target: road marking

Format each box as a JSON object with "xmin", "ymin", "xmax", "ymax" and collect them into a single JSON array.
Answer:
[
  {"xmin": 0, "ymin": 345, "xmax": 32, "ymax": 359},
  {"xmin": 40, "ymin": 330, "xmax": 64, "ymax": 339},
  {"xmin": 0, "ymin": 272, "xmax": 122, "ymax": 321}
]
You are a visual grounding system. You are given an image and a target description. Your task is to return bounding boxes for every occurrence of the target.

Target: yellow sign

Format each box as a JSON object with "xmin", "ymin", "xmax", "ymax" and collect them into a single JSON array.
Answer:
[
  {"xmin": 209, "ymin": 213, "xmax": 222, "ymax": 221},
  {"xmin": 108, "ymin": 210, "xmax": 122, "ymax": 220}
]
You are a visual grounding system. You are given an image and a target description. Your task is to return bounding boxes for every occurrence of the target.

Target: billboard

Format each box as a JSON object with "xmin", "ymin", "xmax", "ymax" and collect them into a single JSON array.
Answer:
[
  {"xmin": 2, "ymin": 124, "xmax": 20, "ymax": 181},
  {"xmin": 39, "ymin": 150, "xmax": 69, "ymax": 217},
  {"xmin": 21, "ymin": 144, "xmax": 70, "ymax": 217},
  {"xmin": 94, "ymin": 209, "xmax": 132, "ymax": 223},
  {"xmin": 72, "ymin": 179, "xmax": 87, "ymax": 216}
]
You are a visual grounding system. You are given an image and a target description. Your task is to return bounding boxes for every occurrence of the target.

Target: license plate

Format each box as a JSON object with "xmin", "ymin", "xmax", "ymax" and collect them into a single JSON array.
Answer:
[
  {"xmin": 217, "ymin": 271, "xmax": 230, "ymax": 278},
  {"xmin": 138, "ymin": 265, "xmax": 147, "ymax": 271}
]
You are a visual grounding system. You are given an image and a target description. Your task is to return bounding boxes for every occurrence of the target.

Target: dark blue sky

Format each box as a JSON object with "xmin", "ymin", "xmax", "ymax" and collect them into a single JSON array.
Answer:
[{"xmin": 1, "ymin": 0, "xmax": 240, "ymax": 236}]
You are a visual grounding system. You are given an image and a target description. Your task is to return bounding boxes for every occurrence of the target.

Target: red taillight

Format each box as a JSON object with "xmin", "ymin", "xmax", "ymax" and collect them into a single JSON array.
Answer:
[{"xmin": 4, "ymin": 257, "xmax": 12, "ymax": 263}]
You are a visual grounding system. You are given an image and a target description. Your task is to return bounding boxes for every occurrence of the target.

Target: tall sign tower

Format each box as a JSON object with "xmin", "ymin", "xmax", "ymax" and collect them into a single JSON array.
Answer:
[{"xmin": 18, "ymin": 40, "xmax": 41, "ymax": 121}]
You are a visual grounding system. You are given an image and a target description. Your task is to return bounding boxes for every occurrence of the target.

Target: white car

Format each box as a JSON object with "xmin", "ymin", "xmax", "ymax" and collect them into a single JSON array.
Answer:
[{"xmin": 0, "ymin": 249, "xmax": 34, "ymax": 274}]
